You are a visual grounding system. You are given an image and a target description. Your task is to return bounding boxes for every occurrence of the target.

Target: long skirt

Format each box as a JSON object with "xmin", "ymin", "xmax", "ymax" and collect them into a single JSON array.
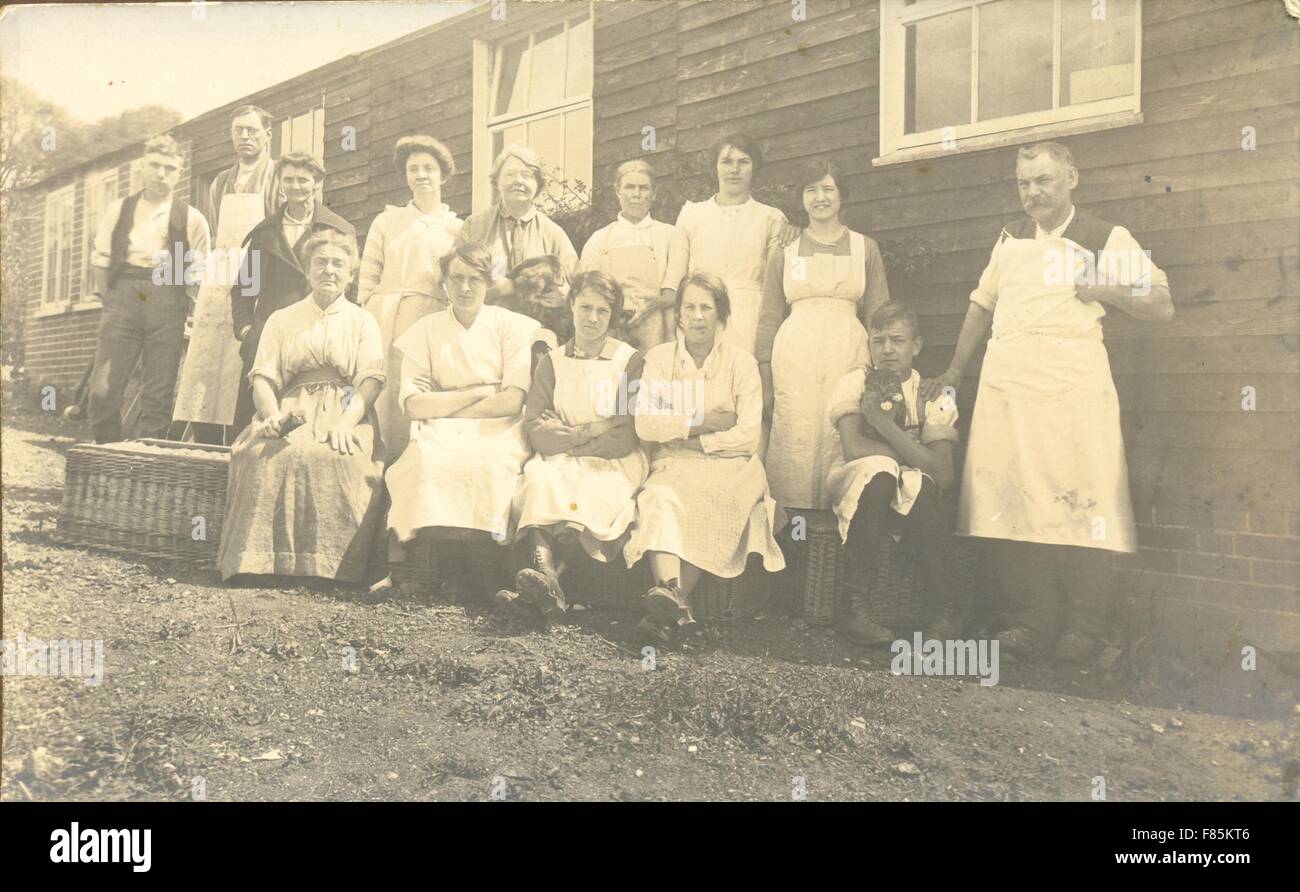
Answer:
[
  {"xmin": 216, "ymin": 420, "xmax": 385, "ymax": 581},
  {"xmin": 513, "ymin": 450, "xmax": 648, "ymax": 561},
  {"xmin": 623, "ymin": 447, "xmax": 786, "ymax": 578},
  {"xmin": 385, "ymin": 416, "xmax": 529, "ymax": 544},
  {"xmin": 767, "ymin": 299, "xmax": 870, "ymax": 514}
]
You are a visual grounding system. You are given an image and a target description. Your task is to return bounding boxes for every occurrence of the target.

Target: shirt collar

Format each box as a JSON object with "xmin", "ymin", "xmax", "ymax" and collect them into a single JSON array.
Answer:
[
  {"xmin": 711, "ymin": 194, "xmax": 754, "ymax": 215},
  {"xmin": 500, "ymin": 203, "xmax": 538, "ymax": 225},
  {"xmin": 306, "ymin": 292, "xmax": 349, "ymax": 316},
  {"xmin": 675, "ymin": 335, "xmax": 721, "ymax": 372},
  {"xmin": 1037, "ymin": 205, "xmax": 1076, "ymax": 239},
  {"xmin": 566, "ymin": 337, "xmax": 621, "ymax": 360},
  {"xmin": 617, "ymin": 212, "xmax": 654, "ymax": 230}
]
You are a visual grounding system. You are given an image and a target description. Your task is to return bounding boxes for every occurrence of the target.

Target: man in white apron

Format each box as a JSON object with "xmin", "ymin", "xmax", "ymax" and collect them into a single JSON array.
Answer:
[
  {"xmin": 924, "ymin": 143, "xmax": 1174, "ymax": 662},
  {"xmin": 175, "ymin": 105, "xmax": 280, "ymax": 443}
]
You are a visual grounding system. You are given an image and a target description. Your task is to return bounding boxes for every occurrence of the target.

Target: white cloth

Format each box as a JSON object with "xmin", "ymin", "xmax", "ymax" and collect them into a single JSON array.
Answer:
[
  {"xmin": 173, "ymin": 191, "xmax": 262, "ymax": 425},
  {"xmin": 358, "ymin": 202, "xmax": 464, "ymax": 456},
  {"xmin": 766, "ymin": 231, "xmax": 871, "ymax": 513},
  {"xmin": 581, "ymin": 213, "xmax": 688, "ymax": 349},
  {"xmin": 960, "ymin": 231, "xmax": 1140, "ymax": 552},
  {"xmin": 675, "ymin": 196, "xmax": 787, "ymax": 354},
  {"xmin": 383, "ymin": 305, "xmax": 540, "ymax": 542},
  {"xmin": 513, "ymin": 340, "xmax": 649, "ymax": 560},
  {"xmin": 623, "ymin": 338, "xmax": 786, "ymax": 577},
  {"xmin": 825, "ymin": 368, "xmax": 960, "ymax": 544}
]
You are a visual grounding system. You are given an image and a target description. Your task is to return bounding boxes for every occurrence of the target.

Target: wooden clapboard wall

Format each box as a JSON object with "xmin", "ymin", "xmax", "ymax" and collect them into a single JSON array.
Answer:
[{"xmin": 16, "ymin": 1, "xmax": 1299, "ymax": 655}]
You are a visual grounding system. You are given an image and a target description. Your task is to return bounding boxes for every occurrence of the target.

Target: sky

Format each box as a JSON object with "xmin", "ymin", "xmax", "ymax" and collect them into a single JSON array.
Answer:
[{"xmin": 0, "ymin": 1, "xmax": 477, "ymax": 123}]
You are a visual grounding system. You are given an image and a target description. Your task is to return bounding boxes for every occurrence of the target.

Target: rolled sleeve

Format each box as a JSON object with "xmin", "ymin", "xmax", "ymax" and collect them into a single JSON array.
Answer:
[
  {"xmin": 1100, "ymin": 225, "xmax": 1169, "ymax": 293},
  {"xmin": 827, "ymin": 368, "xmax": 866, "ymax": 429},
  {"xmin": 661, "ymin": 224, "xmax": 688, "ymax": 292},
  {"xmin": 969, "ymin": 235, "xmax": 1004, "ymax": 313},
  {"xmin": 248, "ymin": 315, "xmax": 284, "ymax": 390},
  {"xmin": 357, "ymin": 215, "xmax": 386, "ymax": 307},
  {"xmin": 185, "ymin": 208, "xmax": 212, "ymax": 285},
  {"xmin": 91, "ymin": 198, "xmax": 122, "ymax": 269},
  {"xmin": 920, "ymin": 397, "xmax": 960, "ymax": 445}
]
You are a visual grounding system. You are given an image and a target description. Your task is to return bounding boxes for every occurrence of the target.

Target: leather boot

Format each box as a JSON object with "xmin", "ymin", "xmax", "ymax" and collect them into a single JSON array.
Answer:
[
  {"xmin": 839, "ymin": 579, "xmax": 894, "ymax": 646},
  {"xmin": 516, "ymin": 545, "xmax": 567, "ymax": 619}
]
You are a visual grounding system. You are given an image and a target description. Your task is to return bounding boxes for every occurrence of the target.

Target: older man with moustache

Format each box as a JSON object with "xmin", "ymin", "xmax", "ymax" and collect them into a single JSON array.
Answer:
[{"xmin": 922, "ymin": 142, "xmax": 1174, "ymax": 663}]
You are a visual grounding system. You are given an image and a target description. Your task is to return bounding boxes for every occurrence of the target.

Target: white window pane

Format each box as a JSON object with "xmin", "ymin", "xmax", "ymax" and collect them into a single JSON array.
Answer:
[
  {"xmin": 493, "ymin": 38, "xmax": 529, "ymax": 117},
  {"xmin": 528, "ymin": 114, "xmax": 564, "ymax": 181},
  {"xmin": 978, "ymin": 0, "xmax": 1053, "ymax": 121},
  {"xmin": 563, "ymin": 105, "xmax": 592, "ymax": 191},
  {"xmin": 530, "ymin": 24, "xmax": 567, "ymax": 109},
  {"xmin": 565, "ymin": 14, "xmax": 593, "ymax": 100},
  {"xmin": 905, "ymin": 8, "xmax": 971, "ymax": 134},
  {"xmin": 1061, "ymin": 0, "xmax": 1136, "ymax": 106},
  {"xmin": 292, "ymin": 113, "xmax": 311, "ymax": 154}
]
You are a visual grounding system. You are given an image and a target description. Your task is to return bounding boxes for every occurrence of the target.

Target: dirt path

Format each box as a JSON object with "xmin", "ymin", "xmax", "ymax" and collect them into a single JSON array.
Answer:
[{"xmin": 3, "ymin": 406, "xmax": 1296, "ymax": 801}]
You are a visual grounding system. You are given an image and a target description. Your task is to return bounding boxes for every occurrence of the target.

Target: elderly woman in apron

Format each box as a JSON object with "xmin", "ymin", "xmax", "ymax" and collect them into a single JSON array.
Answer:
[
  {"xmin": 757, "ymin": 159, "xmax": 890, "ymax": 524},
  {"xmin": 217, "ymin": 230, "xmax": 387, "ymax": 583},
  {"xmin": 624, "ymin": 272, "xmax": 786, "ymax": 644},
  {"xmin": 925, "ymin": 142, "xmax": 1173, "ymax": 662},
  {"xmin": 675, "ymin": 134, "xmax": 797, "ymax": 357},
  {"xmin": 495, "ymin": 271, "xmax": 649, "ymax": 621},
  {"xmin": 580, "ymin": 159, "xmax": 687, "ymax": 351},
  {"xmin": 359, "ymin": 135, "xmax": 463, "ymax": 458},
  {"xmin": 383, "ymin": 241, "xmax": 541, "ymax": 603}
]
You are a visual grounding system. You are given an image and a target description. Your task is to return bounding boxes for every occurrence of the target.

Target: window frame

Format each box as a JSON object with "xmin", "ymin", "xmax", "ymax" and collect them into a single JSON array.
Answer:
[
  {"xmin": 471, "ymin": 5, "xmax": 594, "ymax": 213},
  {"xmin": 876, "ymin": 0, "xmax": 1143, "ymax": 165},
  {"xmin": 277, "ymin": 104, "xmax": 326, "ymax": 162},
  {"xmin": 40, "ymin": 184, "xmax": 77, "ymax": 312}
]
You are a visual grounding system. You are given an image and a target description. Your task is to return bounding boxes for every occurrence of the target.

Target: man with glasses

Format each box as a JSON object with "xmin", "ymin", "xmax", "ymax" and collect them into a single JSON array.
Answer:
[{"xmin": 176, "ymin": 105, "xmax": 281, "ymax": 442}]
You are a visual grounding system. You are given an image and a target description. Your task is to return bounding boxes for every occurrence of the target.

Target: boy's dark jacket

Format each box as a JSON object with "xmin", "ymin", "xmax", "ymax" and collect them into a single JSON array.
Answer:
[{"xmin": 230, "ymin": 200, "xmax": 356, "ymax": 366}]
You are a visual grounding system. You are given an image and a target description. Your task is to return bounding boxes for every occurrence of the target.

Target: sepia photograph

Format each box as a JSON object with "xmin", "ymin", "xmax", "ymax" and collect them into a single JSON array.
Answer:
[{"xmin": 0, "ymin": 0, "xmax": 1296, "ymax": 858}]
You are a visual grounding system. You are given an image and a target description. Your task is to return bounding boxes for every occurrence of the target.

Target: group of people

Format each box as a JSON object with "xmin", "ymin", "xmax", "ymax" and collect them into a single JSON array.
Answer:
[{"xmin": 84, "ymin": 104, "xmax": 1173, "ymax": 659}]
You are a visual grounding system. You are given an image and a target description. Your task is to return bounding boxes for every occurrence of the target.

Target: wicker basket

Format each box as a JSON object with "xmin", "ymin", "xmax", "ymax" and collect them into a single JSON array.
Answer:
[
  {"xmin": 58, "ymin": 438, "xmax": 230, "ymax": 564},
  {"xmin": 803, "ymin": 511, "xmax": 847, "ymax": 625},
  {"xmin": 692, "ymin": 558, "xmax": 770, "ymax": 622},
  {"xmin": 386, "ymin": 536, "xmax": 441, "ymax": 591}
]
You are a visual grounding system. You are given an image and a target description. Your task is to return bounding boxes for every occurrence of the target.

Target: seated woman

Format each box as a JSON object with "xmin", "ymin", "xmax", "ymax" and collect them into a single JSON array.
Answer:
[
  {"xmin": 217, "ymin": 229, "xmax": 386, "ymax": 583},
  {"xmin": 496, "ymin": 271, "xmax": 649, "ymax": 620},
  {"xmin": 383, "ymin": 241, "xmax": 541, "ymax": 603},
  {"xmin": 623, "ymin": 272, "xmax": 786, "ymax": 643}
]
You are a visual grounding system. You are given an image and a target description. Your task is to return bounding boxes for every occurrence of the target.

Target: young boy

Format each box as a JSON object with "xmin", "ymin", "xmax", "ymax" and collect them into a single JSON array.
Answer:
[{"xmin": 825, "ymin": 301, "xmax": 961, "ymax": 645}]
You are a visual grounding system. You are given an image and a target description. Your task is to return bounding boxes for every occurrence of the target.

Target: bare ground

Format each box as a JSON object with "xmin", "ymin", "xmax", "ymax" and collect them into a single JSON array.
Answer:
[{"xmin": 3, "ymin": 392, "xmax": 1297, "ymax": 802}]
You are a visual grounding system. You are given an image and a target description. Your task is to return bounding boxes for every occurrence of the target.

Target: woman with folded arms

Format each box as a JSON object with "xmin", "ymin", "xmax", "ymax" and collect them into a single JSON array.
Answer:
[
  {"xmin": 497, "ymin": 270, "xmax": 649, "ymax": 621},
  {"xmin": 624, "ymin": 272, "xmax": 786, "ymax": 643},
  {"xmin": 218, "ymin": 230, "xmax": 386, "ymax": 583},
  {"xmin": 383, "ymin": 241, "xmax": 541, "ymax": 603}
]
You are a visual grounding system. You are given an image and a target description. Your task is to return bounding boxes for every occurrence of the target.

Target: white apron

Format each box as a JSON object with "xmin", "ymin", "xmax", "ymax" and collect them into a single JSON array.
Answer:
[
  {"xmin": 768, "ymin": 232, "xmax": 869, "ymax": 513},
  {"xmin": 958, "ymin": 234, "xmax": 1135, "ymax": 553},
  {"xmin": 174, "ymin": 192, "xmax": 265, "ymax": 425},
  {"xmin": 513, "ymin": 341, "xmax": 649, "ymax": 560}
]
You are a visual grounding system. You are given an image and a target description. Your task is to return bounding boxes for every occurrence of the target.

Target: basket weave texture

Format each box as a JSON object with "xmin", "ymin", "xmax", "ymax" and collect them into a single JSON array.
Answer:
[{"xmin": 58, "ymin": 438, "xmax": 230, "ymax": 564}]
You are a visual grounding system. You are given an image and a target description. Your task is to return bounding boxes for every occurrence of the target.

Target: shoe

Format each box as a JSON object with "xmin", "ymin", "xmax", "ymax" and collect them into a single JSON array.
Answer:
[
  {"xmin": 1054, "ymin": 630, "xmax": 1101, "ymax": 664},
  {"xmin": 839, "ymin": 608, "xmax": 895, "ymax": 646},
  {"xmin": 643, "ymin": 579, "xmax": 694, "ymax": 628},
  {"xmin": 516, "ymin": 548, "xmax": 568, "ymax": 619},
  {"xmin": 493, "ymin": 588, "xmax": 524, "ymax": 610},
  {"xmin": 994, "ymin": 626, "xmax": 1044, "ymax": 658},
  {"xmin": 636, "ymin": 615, "xmax": 674, "ymax": 647}
]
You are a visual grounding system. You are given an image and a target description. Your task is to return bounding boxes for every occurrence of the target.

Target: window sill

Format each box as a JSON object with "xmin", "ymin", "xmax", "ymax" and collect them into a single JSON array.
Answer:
[
  {"xmin": 873, "ymin": 110, "xmax": 1144, "ymax": 168},
  {"xmin": 33, "ymin": 299, "xmax": 102, "ymax": 319}
]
